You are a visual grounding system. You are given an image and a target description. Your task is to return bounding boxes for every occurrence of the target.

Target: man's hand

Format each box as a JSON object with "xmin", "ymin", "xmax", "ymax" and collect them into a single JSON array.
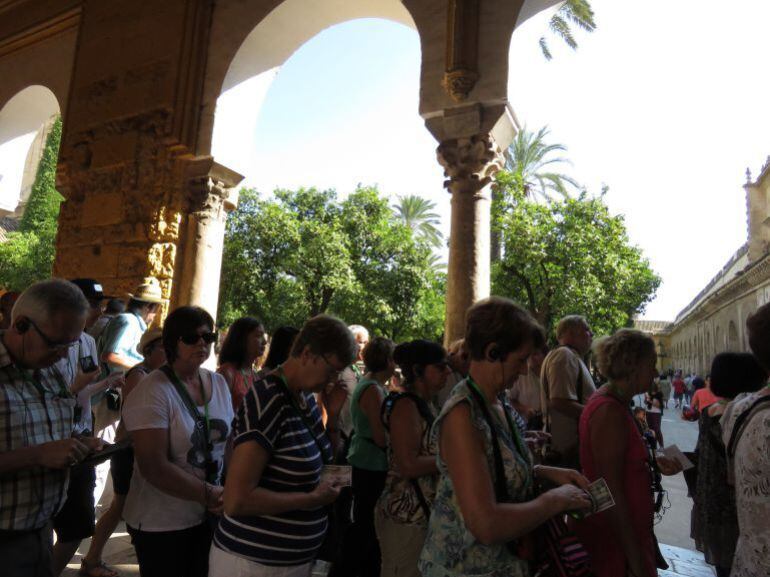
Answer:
[
  {"xmin": 105, "ymin": 373, "xmax": 125, "ymax": 389},
  {"xmin": 71, "ymin": 367, "xmax": 100, "ymax": 394},
  {"xmin": 35, "ymin": 438, "xmax": 91, "ymax": 469},
  {"xmin": 80, "ymin": 437, "xmax": 106, "ymax": 453}
]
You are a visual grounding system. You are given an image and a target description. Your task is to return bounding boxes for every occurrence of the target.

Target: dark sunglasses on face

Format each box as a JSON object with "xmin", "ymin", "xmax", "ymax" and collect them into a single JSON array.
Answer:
[{"xmin": 179, "ymin": 331, "xmax": 218, "ymax": 346}]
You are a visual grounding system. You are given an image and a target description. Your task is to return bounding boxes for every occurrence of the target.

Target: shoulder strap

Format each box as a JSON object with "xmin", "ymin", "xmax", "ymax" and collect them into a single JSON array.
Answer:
[
  {"xmin": 381, "ymin": 391, "xmax": 435, "ymax": 430},
  {"xmin": 160, "ymin": 365, "xmax": 207, "ymax": 432},
  {"xmin": 466, "ymin": 385, "xmax": 509, "ymax": 503},
  {"xmin": 561, "ymin": 345, "xmax": 586, "ymax": 403},
  {"xmin": 727, "ymin": 395, "xmax": 770, "ymax": 458}
]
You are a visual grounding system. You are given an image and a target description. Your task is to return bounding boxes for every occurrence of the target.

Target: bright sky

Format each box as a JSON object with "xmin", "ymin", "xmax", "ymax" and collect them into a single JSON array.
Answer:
[
  {"xmin": 2, "ymin": 0, "xmax": 768, "ymax": 321},
  {"xmin": 212, "ymin": 0, "xmax": 770, "ymax": 322}
]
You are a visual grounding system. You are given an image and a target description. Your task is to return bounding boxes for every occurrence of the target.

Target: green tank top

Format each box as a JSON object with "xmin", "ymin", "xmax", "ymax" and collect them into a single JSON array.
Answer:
[{"xmin": 347, "ymin": 377, "xmax": 388, "ymax": 471}]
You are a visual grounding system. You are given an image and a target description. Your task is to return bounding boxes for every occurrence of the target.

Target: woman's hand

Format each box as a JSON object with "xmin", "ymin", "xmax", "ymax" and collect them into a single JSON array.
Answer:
[
  {"xmin": 205, "ymin": 484, "xmax": 225, "ymax": 515},
  {"xmin": 548, "ymin": 483, "xmax": 593, "ymax": 514},
  {"xmin": 308, "ymin": 479, "xmax": 342, "ymax": 508},
  {"xmin": 535, "ymin": 465, "xmax": 591, "ymax": 491},
  {"xmin": 656, "ymin": 455, "xmax": 683, "ymax": 476}
]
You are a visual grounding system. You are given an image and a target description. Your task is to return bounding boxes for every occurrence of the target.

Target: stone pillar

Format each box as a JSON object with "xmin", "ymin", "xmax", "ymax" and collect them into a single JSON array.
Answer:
[
  {"xmin": 53, "ymin": 111, "xmax": 241, "ymax": 321},
  {"xmin": 438, "ymin": 133, "xmax": 504, "ymax": 344},
  {"xmin": 171, "ymin": 157, "xmax": 243, "ymax": 317}
]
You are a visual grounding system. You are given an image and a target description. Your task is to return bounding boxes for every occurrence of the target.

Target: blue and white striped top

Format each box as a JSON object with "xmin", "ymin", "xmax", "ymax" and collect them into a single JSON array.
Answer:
[{"xmin": 213, "ymin": 373, "xmax": 331, "ymax": 566}]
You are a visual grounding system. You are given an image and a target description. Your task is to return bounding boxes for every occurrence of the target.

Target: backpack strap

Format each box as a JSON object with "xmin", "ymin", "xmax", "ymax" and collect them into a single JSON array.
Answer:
[{"xmin": 727, "ymin": 395, "xmax": 770, "ymax": 459}]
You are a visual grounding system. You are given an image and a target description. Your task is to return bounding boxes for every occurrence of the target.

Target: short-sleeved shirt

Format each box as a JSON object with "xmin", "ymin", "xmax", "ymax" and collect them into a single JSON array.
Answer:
[
  {"xmin": 347, "ymin": 378, "xmax": 387, "ymax": 471},
  {"xmin": 540, "ymin": 346, "xmax": 596, "ymax": 453},
  {"xmin": 122, "ymin": 368, "xmax": 233, "ymax": 532},
  {"xmin": 0, "ymin": 332, "xmax": 76, "ymax": 530},
  {"xmin": 214, "ymin": 373, "xmax": 331, "ymax": 566},
  {"xmin": 97, "ymin": 311, "xmax": 146, "ymax": 374},
  {"xmin": 54, "ymin": 333, "xmax": 99, "ymax": 434},
  {"xmin": 508, "ymin": 369, "xmax": 543, "ymax": 412}
]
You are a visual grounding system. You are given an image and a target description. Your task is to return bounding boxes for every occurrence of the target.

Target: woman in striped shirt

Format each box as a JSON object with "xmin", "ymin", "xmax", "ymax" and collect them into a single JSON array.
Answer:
[{"xmin": 211, "ymin": 315, "xmax": 358, "ymax": 577}]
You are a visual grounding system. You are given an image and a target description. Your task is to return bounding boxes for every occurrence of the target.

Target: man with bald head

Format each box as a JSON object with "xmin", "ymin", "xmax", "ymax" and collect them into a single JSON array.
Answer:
[{"xmin": 0, "ymin": 279, "xmax": 104, "ymax": 577}]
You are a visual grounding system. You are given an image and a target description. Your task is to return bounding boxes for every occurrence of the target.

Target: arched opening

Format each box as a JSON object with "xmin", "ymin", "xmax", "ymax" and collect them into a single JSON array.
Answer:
[
  {"xmin": 0, "ymin": 85, "xmax": 62, "ymax": 291},
  {"xmin": 0, "ymin": 86, "xmax": 60, "ymax": 218},
  {"xmin": 207, "ymin": 3, "xmax": 448, "ymax": 340}
]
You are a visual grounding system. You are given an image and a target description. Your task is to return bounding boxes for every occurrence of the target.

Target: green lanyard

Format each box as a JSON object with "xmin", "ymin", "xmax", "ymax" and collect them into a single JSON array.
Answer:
[
  {"xmin": 273, "ymin": 367, "xmax": 331, "ymax": 465},
  {"xmin": 161, "ymin": 366, "xmax": 213, "ymax": 482},
  {"xmin": 165, "ymin": 367, "xmax": 210, "ymax": 434},
  {"xmin": 466, "ymin": 376, "xmax": 531, "ymax": 469}
]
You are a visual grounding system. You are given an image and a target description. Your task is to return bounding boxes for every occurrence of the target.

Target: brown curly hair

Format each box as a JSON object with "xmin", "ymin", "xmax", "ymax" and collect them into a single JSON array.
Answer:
[{"xmin": 593, "ymin": 329, "xmax": 656, "ymax": 381}]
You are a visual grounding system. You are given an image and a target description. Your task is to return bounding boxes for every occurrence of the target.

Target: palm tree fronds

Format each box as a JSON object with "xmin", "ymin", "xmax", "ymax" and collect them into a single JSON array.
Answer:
[{"xmin": 539, "ymin": 37, "xmax": 553, "ymax": 61}]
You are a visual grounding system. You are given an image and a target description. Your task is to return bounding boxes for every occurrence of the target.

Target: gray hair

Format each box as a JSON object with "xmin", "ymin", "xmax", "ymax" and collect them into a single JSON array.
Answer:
[
  {"xmin": 556, "ymin": 315, "xmax": 588, "ymax": 340},
  {"xmin": 348, "ymin": 324, "xmax": 370, "ymax": 341},
  {"xmin": 12, "ymin": 279, "xmax": 90, "ymax": 325}
]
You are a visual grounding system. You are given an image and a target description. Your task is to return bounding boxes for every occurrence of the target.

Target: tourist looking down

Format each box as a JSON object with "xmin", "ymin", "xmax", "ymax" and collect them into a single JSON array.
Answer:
[{"xmin": 419, "ymin": 297, "xmax": 592, "ymax": 577}]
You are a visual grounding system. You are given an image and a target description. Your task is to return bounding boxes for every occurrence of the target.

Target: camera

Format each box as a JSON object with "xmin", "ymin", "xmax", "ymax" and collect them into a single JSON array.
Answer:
[{"xmin": 79, "ymin": 356, "xmax": 98, "ymax": 373}]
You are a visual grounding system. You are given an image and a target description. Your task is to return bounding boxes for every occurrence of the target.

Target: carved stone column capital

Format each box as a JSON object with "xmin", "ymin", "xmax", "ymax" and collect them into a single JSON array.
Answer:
[
  {"xmin": 183, "ymin": 156, "xmax": 244, "ymax": 218},
  {"xmin": 437, "ymin": 134, "xmax": 504, "ymax": 194}
]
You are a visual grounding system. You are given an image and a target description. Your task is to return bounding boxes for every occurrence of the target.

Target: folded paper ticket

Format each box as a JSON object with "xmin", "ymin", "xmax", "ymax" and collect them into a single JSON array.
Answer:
[{"xmin": 321, "ymin": 465, "xmax": 352, "ymax": 487}]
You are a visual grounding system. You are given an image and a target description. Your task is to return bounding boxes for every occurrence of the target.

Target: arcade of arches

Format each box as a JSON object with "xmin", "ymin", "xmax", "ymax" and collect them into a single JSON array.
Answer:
[
  {"xmin": 0, "ymin": 0, "xmax": 563, "ymax": 342},
  {"xmin": 636, "ymin": 158, "xmax": 770, "ymax": 376}
]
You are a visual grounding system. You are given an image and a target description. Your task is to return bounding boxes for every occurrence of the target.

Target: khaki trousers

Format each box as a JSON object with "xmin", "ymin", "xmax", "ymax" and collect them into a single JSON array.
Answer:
[{"xmin": 374, "ymin": 510, "xmax": 427, "ymax": 577}]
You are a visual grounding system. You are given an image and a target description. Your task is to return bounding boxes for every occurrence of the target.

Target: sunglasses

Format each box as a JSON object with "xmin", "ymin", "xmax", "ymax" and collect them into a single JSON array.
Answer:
[{"xmin": 179, "ymin": 331, "xmax": 218, "ymax": 346}]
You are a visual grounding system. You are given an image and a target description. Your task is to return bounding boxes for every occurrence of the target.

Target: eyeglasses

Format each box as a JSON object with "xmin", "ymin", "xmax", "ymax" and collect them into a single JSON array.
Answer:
[
  {"xmin": 320, "ymin": 354, "xmax": 343, "ymax": 380},
  {"xmin": 179, "ymin": 331, "xmax": 218, "ymax": 346},
  {"xmin": 28, "ymin": 319, "xmax": 79, "ymax": 353}
]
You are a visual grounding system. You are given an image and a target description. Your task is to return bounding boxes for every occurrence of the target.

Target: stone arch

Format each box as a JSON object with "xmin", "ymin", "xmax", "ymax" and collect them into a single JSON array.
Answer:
[
  {"xmin": 0, "ymin": 85, "xmax": 60, "ymax": 216},
  {"xmin": 197, "ymin": 0, "xmax": 562, "ymax": 157}
]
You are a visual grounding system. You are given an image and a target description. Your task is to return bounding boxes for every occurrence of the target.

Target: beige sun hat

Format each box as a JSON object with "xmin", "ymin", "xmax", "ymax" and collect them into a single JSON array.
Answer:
[
  {"xmin": 136, "ymin": 327, "xmax": 163, "ymax": 356},
  {"xmin": 127, "ymin": 277, "xmax": 167, "ymax": 304}
]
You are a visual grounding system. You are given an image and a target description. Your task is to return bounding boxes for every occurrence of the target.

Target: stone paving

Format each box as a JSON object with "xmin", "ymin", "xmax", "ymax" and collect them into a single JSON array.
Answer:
[{"xmin": 63, "ymin": 401, "xmax": 715, "ymax": 577}]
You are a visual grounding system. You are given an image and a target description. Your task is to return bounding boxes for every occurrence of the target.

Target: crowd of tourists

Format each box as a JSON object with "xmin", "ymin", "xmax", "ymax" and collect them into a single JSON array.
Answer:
[{"xmin": 0, "ymin": 277, "xmax": 768, "ymax": 577}]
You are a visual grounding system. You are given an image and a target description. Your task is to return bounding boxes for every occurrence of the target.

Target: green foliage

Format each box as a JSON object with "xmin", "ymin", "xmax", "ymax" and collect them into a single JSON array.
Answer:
[
  {"xmin": 393, "ymin": 194, "xmax": 444, "ymax": 249},
  {"xmin": 492, "ymin": 176, "xmax": 660, "ymax": 339},
  {"xmin": 540, "ymin": 0, "xmax": 596, "ymax": 61},
  {"xmin": 0, "ymin": 116, "xmax": 63, "ymax": 291},
  {"xmin": 502, "ymin": 126, "xmax": 578, "ymax": 201},
  {"xmin": 218, "ymin": 185, "xmax": 445, "ymax": 342}
]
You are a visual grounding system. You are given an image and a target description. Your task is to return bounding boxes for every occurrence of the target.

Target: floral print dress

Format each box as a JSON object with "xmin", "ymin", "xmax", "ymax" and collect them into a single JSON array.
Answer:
[
  {"xmin": 419, "ymin": 381, "xmax": 534, "ymax": 577},
  {"xmin": 720, "ymin": 390, "xmax": 770, "ymax": 577}
]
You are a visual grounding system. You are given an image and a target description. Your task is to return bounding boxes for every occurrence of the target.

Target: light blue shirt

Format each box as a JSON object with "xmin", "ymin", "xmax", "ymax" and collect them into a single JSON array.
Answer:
[{"xmin": 98, "ymin": 311, "xmax": 147, "ymax": 374}]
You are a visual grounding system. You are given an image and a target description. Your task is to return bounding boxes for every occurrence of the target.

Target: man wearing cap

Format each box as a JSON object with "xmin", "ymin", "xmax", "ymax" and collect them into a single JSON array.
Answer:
[
  {"xmin": 50, "ymin": 280, "xmax": 124, "ymax": 576},
  {"xmin": 0, "ymin": 279, "xmax": 104, "ymax": 577},
  {"xmin": 97, "ymin": 277, "xmax": 165, "ymax": 376}
]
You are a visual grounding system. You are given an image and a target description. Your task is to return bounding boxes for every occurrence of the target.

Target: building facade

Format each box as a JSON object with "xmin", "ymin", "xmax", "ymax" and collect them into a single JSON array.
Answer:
[{"xmin": 653, "ymin": 159, "xmax": 770, "ymax": 375}]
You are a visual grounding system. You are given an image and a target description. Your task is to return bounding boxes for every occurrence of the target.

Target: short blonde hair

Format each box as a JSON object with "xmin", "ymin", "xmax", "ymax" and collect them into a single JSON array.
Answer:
[{"xmin": 593, "ymin": 329, "xmax": 656, "ymax": 380}]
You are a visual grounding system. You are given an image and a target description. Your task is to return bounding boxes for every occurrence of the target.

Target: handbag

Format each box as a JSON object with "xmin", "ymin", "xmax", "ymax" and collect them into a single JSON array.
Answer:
[{"xmin": 465, "ymin": 383, "xmax": 594, "ymax": 577}]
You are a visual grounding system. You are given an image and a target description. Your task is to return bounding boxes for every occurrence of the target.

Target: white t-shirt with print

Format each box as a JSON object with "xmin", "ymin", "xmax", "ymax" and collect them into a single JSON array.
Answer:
[{"xmin": 122, "ymin": 368, "xmax": 233, "ymax": 532}]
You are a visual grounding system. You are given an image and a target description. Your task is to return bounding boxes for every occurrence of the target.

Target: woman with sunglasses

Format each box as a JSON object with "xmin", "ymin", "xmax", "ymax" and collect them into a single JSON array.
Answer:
[
  {"xmin": 122, "ymin": 306, "xmax": 234, "ymax": 577},
  {"xmin": 376, "ymin": 339, "xmax": 447, "ymax": 577},
  {"xmin": 211, "ymin": 315, "xmax": 357, "ymax": 576}
]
